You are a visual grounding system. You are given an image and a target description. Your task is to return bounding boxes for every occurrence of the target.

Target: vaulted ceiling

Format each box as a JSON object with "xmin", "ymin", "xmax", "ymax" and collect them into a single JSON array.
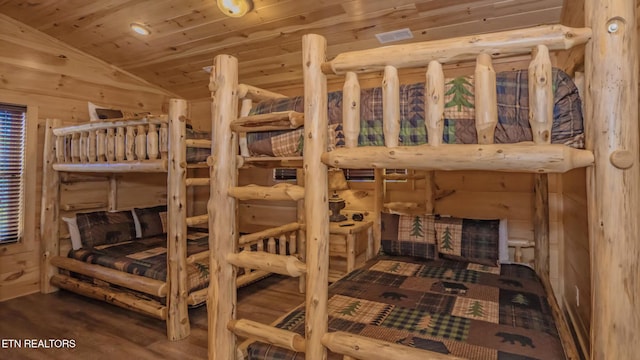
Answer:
[{"xmin": 0, "ymin": 0, "xmax": 564, "ymax": 100}]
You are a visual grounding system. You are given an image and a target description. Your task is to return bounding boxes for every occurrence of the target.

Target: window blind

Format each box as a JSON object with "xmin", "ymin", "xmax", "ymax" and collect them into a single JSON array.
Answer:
[{"xmin": 0, "ymin": 103, "xmax": 26, "ymax": 244}]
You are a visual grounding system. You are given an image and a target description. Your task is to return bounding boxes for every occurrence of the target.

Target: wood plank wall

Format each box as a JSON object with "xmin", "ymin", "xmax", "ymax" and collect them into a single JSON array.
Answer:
[{"xmin": 0, "ymin": 15, "xmax": 173, "ymax": 302}]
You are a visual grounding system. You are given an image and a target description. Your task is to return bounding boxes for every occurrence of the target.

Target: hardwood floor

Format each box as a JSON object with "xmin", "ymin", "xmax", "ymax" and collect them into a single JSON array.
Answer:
[{"xmin": 0, "ymin": 275, "xmax": 305, "ymax": 360}]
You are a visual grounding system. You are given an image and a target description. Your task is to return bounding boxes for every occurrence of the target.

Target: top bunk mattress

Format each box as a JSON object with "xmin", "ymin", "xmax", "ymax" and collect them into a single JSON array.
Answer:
[
  {"xmin": 247, "ymin": 68, "xmax": 583, "ymax": 157},
  {"xmin": 247, "ymin": 256, "xmax": 565, "ymax": 359}
]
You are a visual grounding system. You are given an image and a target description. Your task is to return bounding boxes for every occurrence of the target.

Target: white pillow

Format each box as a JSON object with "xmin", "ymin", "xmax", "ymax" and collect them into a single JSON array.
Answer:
[
  {"xmin": 62, "ymin": 217, "xmax": 82, "ymax": 250},
  {"xmin": 130, "ymin": 209, "xmax": 142, "ymax": 238},
  {"xmin": 499, "ymin": 218, "xmax": 509, "ymax": 264}
]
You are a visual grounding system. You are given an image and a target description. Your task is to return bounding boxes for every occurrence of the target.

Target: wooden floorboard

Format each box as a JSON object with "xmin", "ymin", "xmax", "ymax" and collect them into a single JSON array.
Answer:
[{"xmin": 0, "ymin": 275, "xmax": 305, "ymax": 359}]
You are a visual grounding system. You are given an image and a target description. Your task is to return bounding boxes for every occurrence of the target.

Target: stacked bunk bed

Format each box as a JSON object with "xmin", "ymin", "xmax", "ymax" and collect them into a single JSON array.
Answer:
[
  {"xmin": 208, "ymin": 0, "xmax": 638, "ymax": 358},
  {"xmin": 39, "ymin": 99, "xmax": 299, "ymax": 341}
]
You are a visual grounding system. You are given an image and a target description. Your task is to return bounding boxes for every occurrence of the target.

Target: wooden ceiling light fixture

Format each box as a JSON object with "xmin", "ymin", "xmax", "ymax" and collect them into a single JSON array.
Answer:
[{"xmin": 217, "ymin": 0, "xmax": 253, "ymax": 17}]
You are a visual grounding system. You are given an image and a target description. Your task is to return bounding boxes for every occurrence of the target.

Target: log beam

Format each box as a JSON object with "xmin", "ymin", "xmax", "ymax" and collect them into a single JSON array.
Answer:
[
  {"xmin": 53, "ymin": 160, "xmax": 168, "ymax": 173},
  {"xmin": 51, "ymin": 256, "xmax": 167, "ymax": 297},
  {"xmin": 322, "ymin": 144, "xmax": 594, "ymax": 173},
  {"xmin": 322, "ymin": 25, "xmax": 591, "ymax": 75},
  {"xmin": 51, "ymin": 274, "xmax": 167, "ymax": 320}
]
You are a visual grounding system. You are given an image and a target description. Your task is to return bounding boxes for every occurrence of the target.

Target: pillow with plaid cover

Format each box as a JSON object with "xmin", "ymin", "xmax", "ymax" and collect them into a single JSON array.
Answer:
[
  {"xmin": 380, "ymin": 212, "xmax": 437, "ymax": 260},
  {"xmin": 133, "ymin": 205, "xmax": 168, "ymax": 238},
  {"xmin": 434, "ymin": 216, "xmax": 500, "ymax": 267},
  {"xmin": 76, "ymin": 210, "xmax": 137, "ymax": 248}
]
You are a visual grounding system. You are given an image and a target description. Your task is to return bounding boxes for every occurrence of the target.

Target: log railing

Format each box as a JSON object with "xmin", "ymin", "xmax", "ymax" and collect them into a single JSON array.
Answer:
[
  {"xmin": 234, "ymin": 223, "xmax": 302, "ymax": 287},
  {"xmin": 51, "ymin": 116, "xmax": 169, "ymax": 172},
  {"xmin": 321, "ymin": 27, "xmax": 593, "ymax": 175}
]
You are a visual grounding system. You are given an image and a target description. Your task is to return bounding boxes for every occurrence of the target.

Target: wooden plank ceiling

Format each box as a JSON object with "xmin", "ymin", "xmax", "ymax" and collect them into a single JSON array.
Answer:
[{"xmin": 0, "ymin": 0, "xmax": 563, "ymax": 100}]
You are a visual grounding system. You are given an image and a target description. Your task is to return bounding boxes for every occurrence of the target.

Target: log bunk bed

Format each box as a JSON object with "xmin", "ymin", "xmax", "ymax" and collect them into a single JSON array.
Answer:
[
  {"xmin": 38, "ymin": 96, "xmax": 299, "ymax": 341},
  {"xmin": 207, "ymin": 0, "xmax": 637, "ymax": 358}
]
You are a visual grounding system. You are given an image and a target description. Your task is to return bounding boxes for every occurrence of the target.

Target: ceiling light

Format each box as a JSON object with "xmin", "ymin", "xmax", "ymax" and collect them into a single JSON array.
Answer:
[
  {"xmin": 217, "ymin": 0, "xmax": 253, "ymax": 17},
  {"xmin": 130, "ymin": 23, "xmax": 150, "ymax": 36}
]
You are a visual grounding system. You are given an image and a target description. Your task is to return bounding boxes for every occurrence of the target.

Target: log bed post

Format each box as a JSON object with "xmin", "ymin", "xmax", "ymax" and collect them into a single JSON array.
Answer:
[
  {"xmin": 166, "ymin": 98, "xmax": 190, "ymax": 341},
  {"xmin": 585, "ymin": 0, "xmax": 640, "ymax": 358},
  {"xmin": 40, "ymin": 118, "xmax": 61, "ymax": 294},
  {"xmin": 303, "ymin": 33, "xmax": 329, "ymax": 360},
  {"xmin": 208, "ymin": 55, "xmax": 239, "ymax": 360}
]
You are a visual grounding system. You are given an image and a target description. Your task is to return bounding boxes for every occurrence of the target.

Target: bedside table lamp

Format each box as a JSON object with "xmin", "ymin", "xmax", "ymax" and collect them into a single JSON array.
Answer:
[{"xmin": 328, "ymin": 168, "xmax": 349, "ymax": 222}]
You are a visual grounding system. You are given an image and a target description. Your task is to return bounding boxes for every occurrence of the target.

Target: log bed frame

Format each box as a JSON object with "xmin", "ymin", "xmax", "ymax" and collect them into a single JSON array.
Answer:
[
  {"xmin": 208, "ymin": 0, "xmax": 638, "ymax": 358},
  {"xmin": 39, "ymin": 98, "xmax": 301, "ymax": 341}
]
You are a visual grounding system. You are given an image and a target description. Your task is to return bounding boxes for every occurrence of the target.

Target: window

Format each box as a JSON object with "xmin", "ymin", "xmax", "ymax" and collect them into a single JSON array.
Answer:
[
  {"xmin": 273, "ymin": 168, "xmax": 406, "ymax": 182},
  {"xmin": 0, "ymin": 103, "xmax": 26, "ymax": 244}
]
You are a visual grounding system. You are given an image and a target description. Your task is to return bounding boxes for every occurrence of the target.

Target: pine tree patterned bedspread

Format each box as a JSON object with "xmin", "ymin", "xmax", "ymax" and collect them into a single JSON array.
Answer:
[
  {"xmin": 247, "ymin": 256, "xmax": 565, "ymax": 360},
  {"xmin": 68, "ymin": 230, "xmax": 210, "ymax": 293},
  {"xmin": 246, "ymin": 68, "xmax": 583, "ymax": 157}
]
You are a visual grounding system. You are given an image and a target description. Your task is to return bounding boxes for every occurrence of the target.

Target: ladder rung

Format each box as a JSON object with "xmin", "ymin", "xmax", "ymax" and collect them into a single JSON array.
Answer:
[
  {"xmin": 227, "ymin": 251, "xmax": 306, "ymax": 277},
  {"xmin": 231, "ymin": 111, "xmax": 304, "ymax": 132},
  {"xmin": 186, "ymin": 177, "xmax": 210, "ymax": 186},
  {"xmin": 186, "ymin": 214, "xmax": 208, "ymax": 226},
  {"xmin": 229, "ymin": 184, "xmax": 304, "ymax": 201},
  {"xmin": 185, "ymin": 139, "xmax": 211, "ymax": 148}
]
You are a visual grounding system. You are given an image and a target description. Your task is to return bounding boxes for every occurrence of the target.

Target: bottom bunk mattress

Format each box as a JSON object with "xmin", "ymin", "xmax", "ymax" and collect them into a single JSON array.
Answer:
[
  {"xmin": 68, "ymin": 229, "xmax": 210, "ymax": 293},
  {"xmin": 247, "ymin": 256, "xmax": 565, "ymax": 360}
]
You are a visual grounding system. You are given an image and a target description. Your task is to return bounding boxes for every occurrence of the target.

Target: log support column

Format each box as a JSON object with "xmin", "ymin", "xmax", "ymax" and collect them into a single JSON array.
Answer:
[
  {"xmin": 585, "ymin": 0, "xmax": 639, "ymax": 358},
  {"xmin": 208, "ymin": 55, "xmax": 239, "ymax": 360},
  {"xmin": 167, "ymin": 98, "xmax": 190, "ymax": 341},
  {"xmin": 302, "ymin": 34, "xmax": 329, "ymax": 360}
]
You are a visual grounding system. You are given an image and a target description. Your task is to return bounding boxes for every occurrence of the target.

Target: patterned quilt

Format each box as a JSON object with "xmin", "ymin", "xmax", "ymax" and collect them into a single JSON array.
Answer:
[
  {"xmin": 246, "ymin": 68, "xmax": 583, "ymax": 157},
  {"xmin": 68, "ymin": 229, "xmax": 210, "ymax": 293},
  {"xmin": 247, "ymin": 256, "xmax": 565, "ymax": 360}
]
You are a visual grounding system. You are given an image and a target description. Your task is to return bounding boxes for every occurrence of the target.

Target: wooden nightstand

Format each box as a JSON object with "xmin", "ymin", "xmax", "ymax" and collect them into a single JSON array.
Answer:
[{"xmin": 328, "ymin": 220, "xmax": 373, "ymax": 282}]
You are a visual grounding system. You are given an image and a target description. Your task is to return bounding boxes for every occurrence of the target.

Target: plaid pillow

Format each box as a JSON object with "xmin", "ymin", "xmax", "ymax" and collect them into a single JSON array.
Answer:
[
  {"xmin": 76, "ymin": 210, "xmax": 137, "ymax": 248},
  {"xmin": 133, "ymin": 205, "xmax": 168, "ymax": 238},
  {"xmin": 434, "ymin": 217, "xmax": 500, "ymax": 267},
  {"xmin": 380, "ymin": 213, "xmax": 437, "ymax": 260}
]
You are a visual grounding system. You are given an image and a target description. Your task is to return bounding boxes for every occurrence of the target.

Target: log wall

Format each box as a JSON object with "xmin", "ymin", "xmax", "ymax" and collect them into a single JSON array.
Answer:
[{"xmin": 0, "ymin": 14, "xmax": 172, "ymax": 302}]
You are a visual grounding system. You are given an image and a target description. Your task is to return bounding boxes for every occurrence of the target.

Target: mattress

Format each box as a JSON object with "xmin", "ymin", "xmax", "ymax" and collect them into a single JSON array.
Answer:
[
  {"xmin": 247, "ymin": 68, "xmax": 584, "ymax": 157},
  {"xmin": 247, "ymin": 256, "xmax": 565, "ymax": 359},
  {"xmin": 68, "ymin": 229, "xmax": 210, "ymax": 293}
]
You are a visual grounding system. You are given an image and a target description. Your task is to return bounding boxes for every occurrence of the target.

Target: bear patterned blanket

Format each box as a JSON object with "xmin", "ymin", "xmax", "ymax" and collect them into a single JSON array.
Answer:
[{"xmin": 247, "ymin": 256, "xmax": 565, "ymax": 359}]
